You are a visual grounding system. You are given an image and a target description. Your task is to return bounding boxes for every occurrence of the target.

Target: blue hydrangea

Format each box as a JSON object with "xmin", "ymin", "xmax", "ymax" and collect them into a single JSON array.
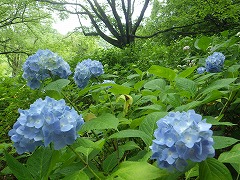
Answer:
[
  {"xmin": 73, "ymin": 63, "xmax": 91, "ymax": 89},
  {"xmin": 81, "ymin": 59, "xmax": 104, "ymax": 77},
  {"xmin": 22, "ymin": 49, "xmax": 72, "ymax": 89},
  {"xmin": 205, "ymin": 52, "xmax": 225, "ymax": 73},
  {"xmin": 150, "ymin": 110, "xmax": 215, "ymax": 172},
  {"xmin": 73, "ymin": 59, "xmax": 104, "ymax": 88},
  {"xmin": 8, "ymin": 96, "xmax": 84, "ymax": 154},
  {"xmin": 197, "ymin": 67, "xmax": 206, "ymax": 74}
]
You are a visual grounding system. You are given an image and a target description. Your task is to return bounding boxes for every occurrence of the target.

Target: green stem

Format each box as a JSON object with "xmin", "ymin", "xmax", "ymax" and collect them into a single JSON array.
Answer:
[
  {"xmin": 104, "ymin": 89, "xmax": 114, "ymax": 114},
  {"xmin": 68, "ymin": 145, "xmax": 101, "ymax": 180},
  {"xmin": 61, "ymin": 91, "xmax": 80, "ymax": 112}
]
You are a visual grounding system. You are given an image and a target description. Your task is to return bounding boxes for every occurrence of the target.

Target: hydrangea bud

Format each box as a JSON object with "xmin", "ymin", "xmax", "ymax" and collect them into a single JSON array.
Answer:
[
  {"xmin": 150, "ymin": 110, "xmax": 215, "ymax": 172},
  {"xmin": 183, "ymin": 46, "xmax": 190, "ymax": 51},
  {"xmin": 197, "ymin": 67, "xmax": 206, "ymax": 74},
  {"xmin": 22, "ymin": 49, "xmax": 72, "ymax": 89},
  {"xmin": 8, "ymin": 96, "xmax": 84, "ymax": 154},
  {"xmin": 205, "ymin": 52, "xmax": 225, "ymax": 73}
]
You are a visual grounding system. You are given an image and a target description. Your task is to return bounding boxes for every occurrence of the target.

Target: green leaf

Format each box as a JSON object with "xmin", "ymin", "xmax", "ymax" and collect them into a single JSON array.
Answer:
[
  {"xmin": 108, "ymin": 130, "xmax": 152, "ymax": 147},
  {"xmin": 213, "ymin": 136, "xmax": 239, "ymax": 150},
  {"xmin": 103, "ymin": 151, "xmax": 120, "ymax": 173},
  {"xmin": 108, "ymin": 84, "xmax": 131, "ymax": 95},
  {"xmin": 44, "ymin": 79, "xmax": 70, "ymax": 93},
  {"xmin": 4, "ymin": 151, "xmax": 33, "ymax": 180},
  {"xmin": 178, "ymin": 66, "xmax": 197, "ymax": 78},
  {"xmin": 26, "ymin": 147, "xmax": 53, "ymax": 179},
  {"xmin": 139, "ymin": 112, "xmax": 168, "ymax": 140},
  {"xmin": 175, "ymin": 77, "xmax": 197, "ymax": 97},
  {"xmin": 218, "ymin": 143, "xmax": 240, "ymax": 164},
  {"xmin": 62, "ymin": 170, "xmax": 89, "ymax": 180},
  {"xmin": 199, "ymin": 158, "xmax": 232, "ymax": 180},
  {"xmin": 148, "ymin": 65, "xmax": 176, "ymax": 81},
  {"xmin": 80, "ymin": 113, "xmax": 119, "ymax": 132},
  {"xmin": 144, "ymin": 79, "xmax": 166, "ymax": 91},
  {"xmin": 175, "ymin": 101, "xmax": 203, "ymax": 111},
  {"xmin": 201, "ymin": 78, "xmax": 236, "ymax": 96},
  {"xmin": 231, "ymin": 163, "xmax": 240, "ymax": 174},
  {"xmin": 109, "ymin": 161, "xmax": 167, "ymax": 180},
  {"xmin": 205, "ymin": 116, "xmax": 236, "ymax": 126},
  {"xmin": 194, "ymin": 36, "xmax": 212, "ymax": 51}
]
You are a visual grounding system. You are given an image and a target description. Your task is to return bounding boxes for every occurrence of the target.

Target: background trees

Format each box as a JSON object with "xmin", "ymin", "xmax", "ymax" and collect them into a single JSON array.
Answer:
[{"xmin": 36, "ymin": 0, "xmax": 151, "ymax": 48}]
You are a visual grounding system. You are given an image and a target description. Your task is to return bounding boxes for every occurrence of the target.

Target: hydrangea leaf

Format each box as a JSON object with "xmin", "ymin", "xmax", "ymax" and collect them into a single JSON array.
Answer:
[
  {"xmin": 44, "ymin": 79, "xmax": 70, "ymax": 93},
  {"xmin": 108, "ymin": 84, "xmax": 131, "ymax": 95},
  {"xmin": 175, "ymin": 77, "xmax": 197, "ymax": 97},
  {"xmin": 80, "ymin": 113, "xmax": 119, "ymax": 132},
  {"xmin": 194, "ymin": 36, "xmax": 212, "ymax": 51},
  {"xmin": 199, "ymin": 158, "xmax": 232, "ymax": 180},
  {"xmin": 108, "ymin": 129, "xmax": 152, "ymax": 147},
  {"xmin": 144, "ymin": 79, "xmax": 166, "ymax": 91},
  {"xmin": 218, "ymin": 143, "xmax": 240, "ymax": 164},
  {"xmin": 148, "ymin": 65, "xmax": 176, "ymax": 81},
  {"xmin": 177, "ymin": 66, "xmax": 197, "ymax": 78},
  {"xmin": 62, "ymin": 170, "xmax": 89, "ymax": 180},
  {"xmin": 213, "ymin": 136, "xmax": 239, "ymax": 150},
  {"xmin": 109, "ymin": 161, "xmax": 168, "ymax": 180},
  {"xmin": 201, "ymin": 78, "xmax": 237, "ymax": 96},
  {"xmin": 139, "ymin": 112, "xmax": 168, "ymax": 139},
  {"xmin": 26, "ymin": 147, "xmax": 53, "ymax": 179},
  {"xmin": 205, "ymin": 116, "xmax": 236, "ymax": 126},
  {"xmin": 4, "ymin": 150, "xmax": 33, "ymax": 180}
]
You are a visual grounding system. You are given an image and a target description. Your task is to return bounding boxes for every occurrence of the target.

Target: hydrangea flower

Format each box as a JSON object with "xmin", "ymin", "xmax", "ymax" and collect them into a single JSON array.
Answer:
[
  {"xmin": 8, "ymin": 96, "xmax": 84, "ymax": 154},
  {"xmin": 197, "ymin": 67, "xmax": 206, "ymax": 74},
  {"xmin": 150, "ymin": 110, "xmax": 215, "ymax": 172},
  {"xmin": 205, "ymin": 52, "xmax": 225, "ymax": 73},
  {"xmin": 22, "ymin": 49, "xmax": 72, "ymax": 89},
  {"xmin": 74, "ymin": 59, "xmax": 104, "ymax": 89}
]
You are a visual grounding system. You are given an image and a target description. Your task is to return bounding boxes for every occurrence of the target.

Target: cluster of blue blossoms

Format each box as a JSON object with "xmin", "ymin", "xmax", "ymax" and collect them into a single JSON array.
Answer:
[
  {"xmin": 8, "ymin": 96, "xmax": 84, "ymax": 154},
  {"xmin": 150, "ymin": 110, "xmax": 215, "ymax": 172},
  {"xmin": 74, "ymin": 59, "xmax": 104, "ymax": 88},
  {"xmin": 22, "ymin": 49, "xmax": 72, "ymax": 89},
  {"xmin": 197, "ymin": 52, "xmax": 225, "ymax": 74}
]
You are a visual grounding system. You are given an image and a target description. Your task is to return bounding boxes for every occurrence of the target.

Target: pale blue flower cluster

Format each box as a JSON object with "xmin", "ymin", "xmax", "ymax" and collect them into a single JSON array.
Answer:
[
  {"xmin": 197, "ymin": 67, "xmax": 206, "ymax": 74},
  {"xmin": 8, "ymin": 96, "xmax": 84, "ymax": 154},
  {"xmin": 150, "ymin": 110, "xmax": 215, "ymax": 172},
  {"xmin": 74, "ymin": 59, "xmax": 104, "ymax": 88},
  {"xmin": 22, "ymin": 49, "xmax": 72, "ymax": 89},
  {"xmin": 197, "ymin": 52, "xmax": 225, "ymax": 74}
]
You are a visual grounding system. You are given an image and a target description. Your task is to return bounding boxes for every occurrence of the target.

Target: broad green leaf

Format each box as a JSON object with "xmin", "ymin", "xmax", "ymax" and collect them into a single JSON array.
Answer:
[
  {"xmin": 175, "ymin": 101, "xmax": 203, "ymax": 111},
  {"xmin": 134, "ymin": 80, "xmax": 145, "ymax": 91},
  {"xmin": 108, "ymin": 84, "xmax": 131, "ymax": 95},
  {"xmin": 4, "ymin": 151, "xmax": 33, "ymax": 180},
  {"xmin": 148, "ymin": 65, "xmax": 176, "ymax": 81},
  {"xmin": 62, "ymin": 170, "xmax": 89, "ymax": 180},
  {"xmin": 103, "ymin": 151, "xmax": 120, "ymax": 173},
  {"xmin": 194, "ymin": 36, "xmax": 212, "ymax": 51},
  {"xmin": 205, "ymin": 116, "xmax": 236, "ymax": 126},
  {"xmin": 175, "ymin": 77, "xmax": 197, "ymax": 97},
  {"xmin": 231, "ymin": 163, "xmax": 240, "ymax": 174},
  {"xmin": 185, "ymin": 164, "xmax": 199, "ymax": 180},
  {"xmin": 144, "ymin": 79, "xmax": 166, "ymax": 91},
  {"xmin": 199, "ymin": 158, "xmax": 232, "ymax": 180},
  {"xmin": 166, "ymin": 93, "xmax": 182, "ymax": 107},
  {"xmin": 213, "ymin": 136, "xmax": 239, "ymax": 149},
  {"xmin": 139, "ymin": 112, "xmax": 168, "ymax": 139},
  {"xmin": 26, "ymin": 147, "xmax": 53, "ymax": 179},
  {"xmin": 218, "ymin": 143, "xmax": 240, "ymax": 164},
  {"xmin": 201, "ymin": 78, "xmax": 236, "ymax": 96},
  {"xmin": 127, "ymin": 74, "xmax": 140, "ymax": 79},
  {"xmin": 201, "ymin": 90, "xmax": 224, "ymax": 103},
  {"xmin": 44, "ymin": 79, "xmax": 70, "ymax": 93},
  {"xmin": 108, "ymin": 129, "xmax": 152, "ymax": 147},
  {"xmin": 75, "ymin": 146, "xmax": 94, "ymax": 157},
  {"xmin": 109, "ymin": 161, "xmax": 167, "ymax": 180},
  {"xmin": 80, "ymin": 113, "xmax": 119, "ymax": 132},
  {"xmin": 178, "ymin": 66, "xmax": 197, "ymax": 78},
  {"xmin": 137, "ymin": 104, "xmax": 164, "ymax": 111}
]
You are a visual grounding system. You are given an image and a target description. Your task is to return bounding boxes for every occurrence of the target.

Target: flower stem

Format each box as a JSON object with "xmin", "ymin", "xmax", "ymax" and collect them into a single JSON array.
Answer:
[{"xmin": 68, "ymin": 145, "xmax": 101, "ymax": 179}]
